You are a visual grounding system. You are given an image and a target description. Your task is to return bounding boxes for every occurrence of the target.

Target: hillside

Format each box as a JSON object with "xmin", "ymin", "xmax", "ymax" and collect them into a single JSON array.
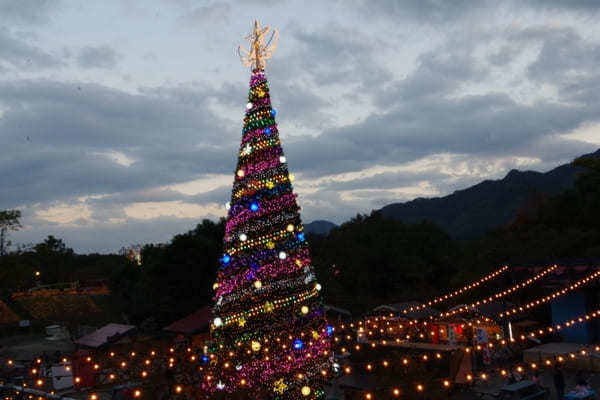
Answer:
[
  {"xmin": 379, "ymin": 149, "xmax": 600, "ymax": 238},
  {"xmin": 304, "ymin": 220, "xmax": 337, "ymax": 235}
]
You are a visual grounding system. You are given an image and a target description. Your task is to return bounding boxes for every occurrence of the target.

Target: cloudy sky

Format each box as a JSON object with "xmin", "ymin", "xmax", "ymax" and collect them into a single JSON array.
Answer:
[{"xmin": 2, "ymin": 1, "xmax": 600, "ymax": 253}]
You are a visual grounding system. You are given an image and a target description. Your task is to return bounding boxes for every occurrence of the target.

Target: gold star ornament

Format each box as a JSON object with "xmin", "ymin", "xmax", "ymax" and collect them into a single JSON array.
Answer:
[
  {"xmin": 273, "ymin": 378, "xmax": 288, "ymax": 394},
  {"xmin": 238, "ymin": 19, "xmax": 278, "ymax": 71}
]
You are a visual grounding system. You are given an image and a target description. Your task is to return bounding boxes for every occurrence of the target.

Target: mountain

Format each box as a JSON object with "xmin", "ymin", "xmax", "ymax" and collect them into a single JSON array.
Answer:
[
  {"xmin": 379, "ymin": 149, "xmax": 600, "ymax": 239},
  {"xmin": 304, "ymin": 220, "xmax": 337, "ymax": 235}
]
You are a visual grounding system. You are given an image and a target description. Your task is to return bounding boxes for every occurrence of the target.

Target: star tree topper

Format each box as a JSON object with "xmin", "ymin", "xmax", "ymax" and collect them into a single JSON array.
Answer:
[{"xmin": 238, "ymin": 19, "xmax": 278, "ymax": 71}]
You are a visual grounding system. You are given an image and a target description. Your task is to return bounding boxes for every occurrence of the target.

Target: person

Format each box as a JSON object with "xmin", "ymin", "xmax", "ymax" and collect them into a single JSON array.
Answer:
[
  {"xmin": 574, "ymin": 370, "xmax": 591, "ymax": 397},
  {"xmin": 553, "ymin": 364, "xmax": 565, "ymax": 400},
  {"xmin": 532, "ymin": 371, "xmax": 542, "ymax": 387},
  {"xmin": 575, "ymin": 370, "xmax": 588, "ymax": 388}
]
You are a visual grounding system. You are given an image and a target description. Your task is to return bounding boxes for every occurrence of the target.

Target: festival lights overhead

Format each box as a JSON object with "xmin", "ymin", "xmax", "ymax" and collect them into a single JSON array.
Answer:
[
  {"xmin": 395, "ymin": 265, "xmax": 509, "ymax": 315},
  {"xmin": 440, "ymin": 265, "xmax": 557, "ymax": 318},
  {"xmin": 499, "ymin": 269, "xmax": 600, "ymax": 318}
]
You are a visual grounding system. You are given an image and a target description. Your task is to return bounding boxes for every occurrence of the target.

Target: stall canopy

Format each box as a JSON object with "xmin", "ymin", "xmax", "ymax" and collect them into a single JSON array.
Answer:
[
  {"xmin": 163, "ymin": 306, "xmax": 213, "ymax": 335},
  {"xmin": 74, "ymin": 323, "xmax": 136, "ymax": 349}
]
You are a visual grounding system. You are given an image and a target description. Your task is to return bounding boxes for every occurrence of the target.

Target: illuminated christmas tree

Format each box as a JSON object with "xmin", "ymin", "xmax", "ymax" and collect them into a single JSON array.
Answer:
[{"xmin": 203, "ymin": 20, "xmax": 331, "ymax": 399}]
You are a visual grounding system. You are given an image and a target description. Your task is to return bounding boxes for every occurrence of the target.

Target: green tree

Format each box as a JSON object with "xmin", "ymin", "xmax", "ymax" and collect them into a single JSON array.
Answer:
[
  {"xmin": 0, "ymin": 209, "xmax": 21, "ymax": 255},
  {"xmin": 34, "ymin": 235, "xmax": 75, "ymax": 283}
]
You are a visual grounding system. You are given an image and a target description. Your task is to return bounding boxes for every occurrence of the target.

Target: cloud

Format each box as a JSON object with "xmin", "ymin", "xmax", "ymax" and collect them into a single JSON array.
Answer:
[
  {"xmin": 77, "ymin": 45, "xmax": 118, "ymax": 69},
  {"xmin": 3, "ymin": 1, "xmax": 600, "ymax": 253},
  {"xmin": 0, "ymin": 79, "xmax": 239, "ymax": 209},
  {"xmin": 524, "ymin": 0, "xmax": 600, "ymax": 12},
  {"xmin": 270, "ymin": 23, "xmax": 393, "ymax": 90},
  {"xmin": 177, "ymin": 2, "xmax": 231, "ymax": 25},
  {"xmin": 13, "ymin": 215, "xmax": 204, "ymax": 254},
  {"xmin": 0, "ymin": 27, "xmax": 64, "ymax": 70},
  {"xmin": 0, "ymin": 0, "xmax": 60, "ymax": 24},
  {"xmin": 354, "ymin": 0, "xmax": 497, "ymax": 25}
]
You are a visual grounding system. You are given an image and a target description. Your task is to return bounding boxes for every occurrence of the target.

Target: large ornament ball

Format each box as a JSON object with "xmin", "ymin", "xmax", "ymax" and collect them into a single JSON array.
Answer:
[
  {"xmin": 301, "ymin": 386, "xmax": 311, "ymax": 396},
  {"xmin": 278, "ymin": 251, "xmax": 287, "ymax": 260},
  {"xmin": 254, "ymin": 280, "xmax": 262, "ymax": 289},
  {"xmin": 301, "ymin": 305, "xmax": 309, "ymax": 315},
  {"xmin": 225, "ymin": 202, "xmax": 231, "ymax": 210},
  {"xmin": 246, "ymin": 102, "xmax": 253, "ymax": 110},
  {"xmin": 271, "ymin": 109, "xmax": 277, "ymax": 117},
  {"xmin": 286, "ymin": 224, "xmax": 295, "ymax": 232},
  {"xmin": 315, "ymin": 283, "xmax": 322, "ymax": 291},
  {"xmin": 213, "ymin": 317, "xmax": 223, "ymax": 327},
  {"xmin": 251, "ymin": 340, "xmax": 261, "ymax": 352},
  {"xmin": 279, "ymin": 156, "xmax": 286, "ymax": 163},
  {"xmin": 250, "ymin": 202, "xmax": 260, "ymax": 212},
  {"xmin": 237, "ymin": 169, "xmax": 245, "ymax": 178},
  {"xmin": 239, "ymin": 233, "xmax": 248, "ymax": 242},
  {"xmin": 265, "ymin": 127, "xmax": 272, "ymax": 135}
]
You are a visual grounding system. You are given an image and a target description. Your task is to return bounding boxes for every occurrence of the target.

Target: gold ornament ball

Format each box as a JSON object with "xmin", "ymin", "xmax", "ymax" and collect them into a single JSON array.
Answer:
[
  {"xmin": 301, "ymin": 306, "xmax": 309, "ymax": 315},
  {"xmin": 254, "ymin": 280, "xmax": 262, "ymax": 289},
  {"xmin": 301, "ymin": 386, "xmax": 311, "ymax": 396},
  {"xmin": 251, "ymin": 341, "xmax": 261, "ymax": 352},
  {"xmin": 286, "ymin": 224, "xmax": 295, "ymax": 232}
]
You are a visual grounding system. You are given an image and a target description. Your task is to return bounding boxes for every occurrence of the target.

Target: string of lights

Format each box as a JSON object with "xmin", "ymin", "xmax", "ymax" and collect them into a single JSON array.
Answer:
[
  {"xmin": 440, "ymin": 265, "xmax": 557, "ymax": 318},
  {"xmin": 392, "ymin": 265, "xmax": 509, "ymax": 316},
  {"xmin": 499, "ymin": 269, "xmax": 600, "ymax": 318}
]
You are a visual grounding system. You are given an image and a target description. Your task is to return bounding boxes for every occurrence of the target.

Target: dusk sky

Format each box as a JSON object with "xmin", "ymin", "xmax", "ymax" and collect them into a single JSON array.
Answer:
[{"xmin": 2, "ymin": 0, "xmax": 600, "ymax": 253}]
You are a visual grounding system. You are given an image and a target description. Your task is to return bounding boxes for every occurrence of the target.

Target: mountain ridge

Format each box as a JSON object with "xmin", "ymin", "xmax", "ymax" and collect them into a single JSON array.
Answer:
[{"xmin": 378, "ymin": 148, "xmax": 600, "ymax": 238}]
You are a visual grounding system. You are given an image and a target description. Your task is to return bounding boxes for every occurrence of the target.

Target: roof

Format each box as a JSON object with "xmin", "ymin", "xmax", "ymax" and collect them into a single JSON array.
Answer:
[
  {"xmin": 163, "ymin": 306, "xmax": 213, "ymax": 335},
  {"xmin": 373, "ymin": 340, "xmax": 464, "ymax": 352},
  {"xmin": 324, "ymin": 304, "xmax": 351, "ymax": 316},
  {"xmin": 74, "ymin": 323, "xmax": 136, "ymax": 348},
  {"xmin": 523, "ymin": 342, "xmax": 586, "ymax": 355},
  {"xmin": 501, "ymin": 380, "xmax": 536, "ymax": 392},
  {"xmin": 373, "ymin": 301, "xmax": 440, "ymax": 319},
  {"xmin": 444, "ymin": 301, "xmax": 513, "ymax": 321}
]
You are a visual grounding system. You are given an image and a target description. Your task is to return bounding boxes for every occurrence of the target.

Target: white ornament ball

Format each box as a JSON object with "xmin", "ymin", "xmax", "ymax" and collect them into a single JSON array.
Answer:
[
  {"xmin": 246, "ymin": 102, "xmax": 253, "ymax": 110},
  {"xmin": 213, "ymin": 317, "xmax": 223, "ymax": 327},
  {"xmin": 301, "ymin": 305, "xmax": 309, "ymax": 314},
  {"xmin": 225, "ymin": 202, "xmax": 231, "ymax": 210},
  {"xmin": 254, "ymin": 280, "xmax": 262, "ymax": 289},
  {"xmin": 279, "ymin": 156, "xmax": 286, "ymax": 163},
  {"xmin": 315, "ymin": 283, "xmax": 322, "ymax": 291},
  {"xmin": 278, "ymin": 251, "xmax": 287, "ymax": 260},
  {"xmin": 286, "ymin": 224, "xmax": 295, "ymax": 232},
  {"xmin": 239, "ymin": 233, "xmax": 248, "ymax": 242}
]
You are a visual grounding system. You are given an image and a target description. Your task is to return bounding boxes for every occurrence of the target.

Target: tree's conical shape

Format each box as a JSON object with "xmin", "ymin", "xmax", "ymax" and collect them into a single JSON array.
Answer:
[{"xmin": 203, "ymin": 69, "xmax": 331, "ymax": 399}]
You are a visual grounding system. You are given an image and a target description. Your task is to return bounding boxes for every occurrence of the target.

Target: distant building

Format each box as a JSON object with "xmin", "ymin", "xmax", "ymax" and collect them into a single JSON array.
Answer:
[
  {"xmin": 74, "ymin": 323, "xmax": 136, "ymax": 349},
  {"xmin": 163, "ymin": 306, "xmax": 213, "ymax": 348}
]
